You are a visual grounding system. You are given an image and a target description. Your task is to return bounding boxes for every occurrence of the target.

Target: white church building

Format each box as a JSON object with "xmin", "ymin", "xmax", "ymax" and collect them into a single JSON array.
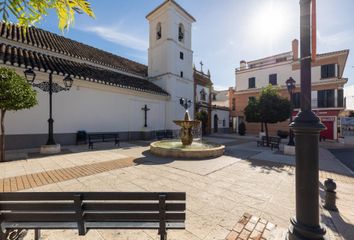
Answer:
[{"xmin": 0, "ymin": 0, "xmax": 229, "ymax": 150}]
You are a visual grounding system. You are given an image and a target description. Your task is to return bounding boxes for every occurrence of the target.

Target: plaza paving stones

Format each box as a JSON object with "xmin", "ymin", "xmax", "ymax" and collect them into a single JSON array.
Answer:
[
  {"xmin": 2, "ymin": 137, "xmax": 354, "ymax": 240},
  {"xmin": 0, "ymin": 157, "xmax": 134, "ymax": 192},
  {"xmin": 225, "ymin": 213, "xmax": 277, "ymax": 240}
]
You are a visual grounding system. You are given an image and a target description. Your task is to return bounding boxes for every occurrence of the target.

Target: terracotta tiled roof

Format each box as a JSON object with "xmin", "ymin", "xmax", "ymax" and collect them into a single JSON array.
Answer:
[
  {"xmin": 0, "ymin": 42, "xmax": 168, "ymax": 96},
  {"xmin": 0, "ymin": 22, "xmax": 148, "ymax": 76}
]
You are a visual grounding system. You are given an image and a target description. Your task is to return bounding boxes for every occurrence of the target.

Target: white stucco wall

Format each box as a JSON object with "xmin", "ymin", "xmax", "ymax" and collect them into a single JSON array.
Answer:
[
  {"xmin": 5, "ymin": 77, "xmax": 167, "ymax": 135},
  {"xmin": 211, "ymin": 109, "xmax": 229, "ymax": 131},
  {"xmin": 236, "ymin": 62, "xmax": 339, "ymax": 91},
  {"xmin": 345, "ymin": 85, "xmax": 354, "ymax": 110},
  {"xmin": 147, "ymin": 2, "xmax": 193, "ymax": 81},
  {"xmin": 147, "ymin": 1, "xmax": 195, "ymax": 129}
]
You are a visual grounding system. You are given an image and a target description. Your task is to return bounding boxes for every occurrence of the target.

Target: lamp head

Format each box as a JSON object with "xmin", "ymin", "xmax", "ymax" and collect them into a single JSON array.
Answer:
[{"xmin": 24, "ymin": 68, "xmax": 36, "ymax": 84}]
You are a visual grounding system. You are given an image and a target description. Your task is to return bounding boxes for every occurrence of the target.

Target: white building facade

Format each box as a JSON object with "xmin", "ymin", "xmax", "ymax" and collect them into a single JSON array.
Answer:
[
  {"xmin": 345, "ymin": 85, "xmax": 354, "ymax": 110},
  {"xmin": 230, "ymin": 39, "xmax": 349, "ymax": 140},
  {"xmin": 1, "ymin": 0, "xmax": 200, "ymax": 149}
]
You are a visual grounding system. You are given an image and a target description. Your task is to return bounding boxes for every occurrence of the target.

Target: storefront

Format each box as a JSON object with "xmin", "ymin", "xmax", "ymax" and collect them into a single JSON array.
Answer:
[{"xmin": 293, "ymin": 110, "xmax": 340, "ymax": 140}]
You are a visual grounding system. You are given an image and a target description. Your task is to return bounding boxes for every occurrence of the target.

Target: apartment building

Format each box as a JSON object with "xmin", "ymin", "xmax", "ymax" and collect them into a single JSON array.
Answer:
[{"xmin": 229, "ymin": 39, "xmax": 349, "ymax": 140}]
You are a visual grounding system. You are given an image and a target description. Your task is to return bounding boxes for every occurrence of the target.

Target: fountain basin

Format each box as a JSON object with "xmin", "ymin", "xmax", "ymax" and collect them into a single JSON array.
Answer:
[{"xmin": 150, "ymin": 140, "xmax": 225, "ymax": 159}]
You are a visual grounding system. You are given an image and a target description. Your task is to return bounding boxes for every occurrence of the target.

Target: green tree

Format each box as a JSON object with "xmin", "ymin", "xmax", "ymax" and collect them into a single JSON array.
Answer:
[
  {"xmin": 0, "ymin": 0, "xmax": 95, "ymax": 31},
  {"xmin": 0, "ymin": 67, "xmax": 37, "ymax": 162},
  {"xmin": 195, "ymin": 110, "xmax": 208, "ymax": 134},
  {"xmin": 259, "ymin": 86, "xmax": 291, "ymax": 145},
  {"xmin": 244, "ymin": 97, "xmax": 264, "ymax": 133}
]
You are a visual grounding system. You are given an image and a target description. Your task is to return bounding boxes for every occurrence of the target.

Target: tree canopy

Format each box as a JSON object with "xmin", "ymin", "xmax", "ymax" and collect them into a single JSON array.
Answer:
[
  {"xmin": 244, "ymin": 85, "xmax": 291, "ymax": 144},
  {"xmin": 0, "ymin": 67, "xmax": 37, "ymax": 111},
  {"xmin": 244, "ymin": 97, "xmax": 261, "ymax": 123},
  {"xmin": 0, "ymin": 67, "xmax": 37, "ymax": 162},
  {"xmin": 0, "ymin": 0, "xmax": 95, "ymax": 30},
  {"xmin": 258, "ymin": 86, "xmax": 291, "ymax": 124}
]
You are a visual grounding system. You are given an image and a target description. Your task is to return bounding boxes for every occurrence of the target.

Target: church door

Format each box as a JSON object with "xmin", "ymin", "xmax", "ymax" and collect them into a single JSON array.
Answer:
[{"xmin": 214, "ymin": 114, "xmax": 218, "ymax": 133}]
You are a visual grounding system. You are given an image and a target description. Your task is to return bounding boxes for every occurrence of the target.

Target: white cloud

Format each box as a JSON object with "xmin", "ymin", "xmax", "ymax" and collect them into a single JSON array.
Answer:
[{"xmin": 80, "ymin": 25, "xmax": 148, "ymax": 51}]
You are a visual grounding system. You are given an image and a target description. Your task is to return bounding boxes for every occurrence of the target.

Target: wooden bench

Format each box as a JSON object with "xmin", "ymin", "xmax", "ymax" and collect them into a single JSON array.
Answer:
[
  {"xmin": 269, "ymin": 137, "xmax": 281, "ymax": 151},
  {"xmin": 0, "ymin": 192, "xmax": 186, "ymax": 240},
  {"xmin": 257, "ymin": 136, "xmax": 281, "ymax": 151},
  {"xmin": 88, "ymin": 133, "xmax": 120, "ymax": 149},
  {"xmin": 156, "ymin": 130, "xmax": 174, "ymax": 140}
]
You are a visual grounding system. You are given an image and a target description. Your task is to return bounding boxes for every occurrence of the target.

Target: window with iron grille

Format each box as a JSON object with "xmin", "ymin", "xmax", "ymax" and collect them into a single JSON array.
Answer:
[
  {"xmin": 318, "ymin": 89, "xmax": 335, "ymax": 108},
  {"xmin": 321, "ymin": 64, "xmax": 336, "ymax": 79},
  {"xmin": 269, "ymin": 74, "xmax": 277, "ymax": 85},
  {"xmin": 248, "ymin": 77, "xmax": 256, "ymax": 88}
]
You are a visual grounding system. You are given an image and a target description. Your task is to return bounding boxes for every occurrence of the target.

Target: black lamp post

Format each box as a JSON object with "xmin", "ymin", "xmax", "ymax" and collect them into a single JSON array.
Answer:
[
  {"xmin": 286, "ymin": 77, "xmax": 296, "ymax": 146},
  {"xmin": 286, "ymin": 0, "xmax": 326, "ymax": 239},
  {"xmin": 24, "ymin": 68, "xmax": 74, "ymax": 146}
]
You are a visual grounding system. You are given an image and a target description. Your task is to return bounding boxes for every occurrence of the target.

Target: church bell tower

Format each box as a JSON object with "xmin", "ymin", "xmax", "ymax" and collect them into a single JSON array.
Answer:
[{"xmin": 146, "ymin": 0, "xmax": 196, "ymax": 129}]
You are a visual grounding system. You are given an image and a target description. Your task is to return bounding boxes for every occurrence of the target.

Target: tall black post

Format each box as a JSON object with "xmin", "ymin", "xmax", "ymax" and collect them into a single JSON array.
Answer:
[
  {"xmin": 46, "ymin": 72, "xmax": 56, "ymax": 145},
  {"xmin": 288, "ymin": 91, "xmax": 295, "ymax": 146},
  {"xmin": 287, "ymin": 0, "xmax": 326, "ymax": 239}
]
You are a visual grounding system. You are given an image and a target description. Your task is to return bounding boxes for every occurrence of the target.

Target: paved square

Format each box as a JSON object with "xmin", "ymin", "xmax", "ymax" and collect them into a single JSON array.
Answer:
[{"xmin": 1, "ymin": 136, "xmax": 354, "ymax": 240}]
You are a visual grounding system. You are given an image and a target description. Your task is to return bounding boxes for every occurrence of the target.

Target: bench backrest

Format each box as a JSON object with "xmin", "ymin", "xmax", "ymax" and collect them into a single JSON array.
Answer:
[
  {"xmin": 0, "ymin": 192, "xmax": 186, "ymax": 234},
  {"xmin": 269, "ymin": 136, "xmax": 281, "ymax": 143},
  {"xmin": 88, "ymin": 133, "xmax": 119, "ymax": 139}
]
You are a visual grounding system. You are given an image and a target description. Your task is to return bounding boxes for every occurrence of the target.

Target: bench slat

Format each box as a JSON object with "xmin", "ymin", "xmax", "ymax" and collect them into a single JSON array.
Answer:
[
  {"xmin": 83, "ymin": 203, "xmax": 185, "ymax": 212},
  {"xmin": 0, "ymin": 203, "xmax": 75, "ymax": 211},
  {"xmin": 85, "ymin": 213, "xmax": 185, "ymax": 221},
  {"xmin": 2, "ymin": 213, "xmax": 76, "ymax": 222},
  {"xmin": 2, "ymin": 221, "xmax": 185, "ymax": 230},
  {"xmin": 1, "ymin": 212, "xmax": 185, "ymax": 222},
  {"xmin": 0, "ymin": 203, "xmax": 185, "ymax": 213},
  {"xmin": 0, "ymin": 192, "xmax": 186, "ymax": 201}
]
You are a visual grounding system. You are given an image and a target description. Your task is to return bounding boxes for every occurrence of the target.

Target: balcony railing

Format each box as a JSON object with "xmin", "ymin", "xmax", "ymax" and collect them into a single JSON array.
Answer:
[{"xmin": 293, "ymin": 98, "xmax": 344, "ymax": 109}]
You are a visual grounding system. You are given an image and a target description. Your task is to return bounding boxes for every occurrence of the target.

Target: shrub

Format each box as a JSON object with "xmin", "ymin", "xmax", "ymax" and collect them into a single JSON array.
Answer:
[
  {"xmin": 277, "ymin": 130, "xmax": 289, "ymax": 139},
  {"xmin": 238, "ymin": 122, "xmax": 246, "ymax": 136}
]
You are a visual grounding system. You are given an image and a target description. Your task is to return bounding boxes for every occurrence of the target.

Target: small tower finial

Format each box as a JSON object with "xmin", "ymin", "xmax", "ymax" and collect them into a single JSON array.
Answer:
[
  {"xmin": 200, "ymin": 61, "xmax": 204, "ymax": 73},
  {"xmin": 207, "ymin": 69, "xmax": 210, "ymax": 77}
]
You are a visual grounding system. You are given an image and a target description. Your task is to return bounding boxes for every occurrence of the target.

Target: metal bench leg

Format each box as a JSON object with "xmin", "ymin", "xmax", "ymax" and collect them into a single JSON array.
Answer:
[
  {"xmin": 160, "ymin": 233, "xmax": 167, "ymax": 240},
  {"xmin": 159, "ymin": 194, "xmax": 167, "ymax": 240},
  {"xmin": 34, "ymin": 229, "xmax": 41, "ymax": 240}
]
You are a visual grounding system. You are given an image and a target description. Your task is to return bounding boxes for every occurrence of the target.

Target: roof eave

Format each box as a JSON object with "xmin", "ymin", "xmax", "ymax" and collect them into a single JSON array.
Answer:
[{"xmin": 146, "ymin": 0, "xmax": 196, "ymax": 22}]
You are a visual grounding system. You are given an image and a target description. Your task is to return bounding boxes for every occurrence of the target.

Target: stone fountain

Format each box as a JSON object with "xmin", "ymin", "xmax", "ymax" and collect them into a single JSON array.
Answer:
[
  {"xmin": 173, "ymin": 98, "xmax": 201, "ymax": 146},
  {"xmin": 150, "ymin": 98, "xmax": 225, "ymax": 159}
]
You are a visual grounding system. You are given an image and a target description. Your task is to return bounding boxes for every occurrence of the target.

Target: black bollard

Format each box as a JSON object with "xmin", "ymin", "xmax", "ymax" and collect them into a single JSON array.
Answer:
[{"xmin": 324, "ymin": 178, "xmax": 338, "ymax": 212}]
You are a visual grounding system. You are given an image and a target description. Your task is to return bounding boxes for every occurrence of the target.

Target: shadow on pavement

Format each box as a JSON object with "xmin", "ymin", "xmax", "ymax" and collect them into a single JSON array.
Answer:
[{"xmin": 319, "ymin": 182, "xmax": 354, "ymax": 240}]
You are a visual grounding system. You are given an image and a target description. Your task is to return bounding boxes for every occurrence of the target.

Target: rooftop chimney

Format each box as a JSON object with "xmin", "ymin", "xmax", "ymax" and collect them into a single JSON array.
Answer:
[
  {"xmin": 240, "ymin": 60, "xmax": 247, "ymax": 70},
  {"xmin": 292, "ymin": 39, "xmax": 299, "ymax": 61},
  {"xmin": 312, "ymin": 0, "xmax": 317, "ymax": 62}
]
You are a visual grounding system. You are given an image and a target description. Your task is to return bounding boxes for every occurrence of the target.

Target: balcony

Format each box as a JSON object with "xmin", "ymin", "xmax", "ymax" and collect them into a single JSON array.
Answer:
[{"xmin": 293, "ymin": 98, "xmax": 344, "ymax": 109}]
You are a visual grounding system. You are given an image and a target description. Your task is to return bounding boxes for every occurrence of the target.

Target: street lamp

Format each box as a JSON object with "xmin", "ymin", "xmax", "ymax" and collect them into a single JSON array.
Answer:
[
  {"xmin": 286, "ymin": 77, "xmax": 296, "ymax": 146},
  {"xmin": 24, "ymin": 68, "xmax": 74, "ymax": 154},
  {"xmin": 286, "ymin": 0, "xmax": 326, "ymax": 239}
]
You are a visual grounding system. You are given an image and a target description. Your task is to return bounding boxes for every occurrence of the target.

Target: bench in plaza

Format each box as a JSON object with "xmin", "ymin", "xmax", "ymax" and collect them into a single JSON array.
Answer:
[
  {"xmin": 156, "ymin": 130, "xmax": 174, "ymax": 140},
  {"xmin": 88, "ymin": 133, "xmax": 120, "ymax": 149},
  {"xmin": 257, "ymin": 136, "xmax": 281, "ymax": 151},
  {"xmin": 0, "ymin": 192, "xmax": 186, "ymax": 240}
]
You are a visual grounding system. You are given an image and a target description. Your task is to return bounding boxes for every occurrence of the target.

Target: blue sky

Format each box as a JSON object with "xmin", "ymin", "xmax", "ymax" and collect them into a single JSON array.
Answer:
[{"xmin": 37, "ymin": 0, "xmax": 353, "ymax": 90}]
